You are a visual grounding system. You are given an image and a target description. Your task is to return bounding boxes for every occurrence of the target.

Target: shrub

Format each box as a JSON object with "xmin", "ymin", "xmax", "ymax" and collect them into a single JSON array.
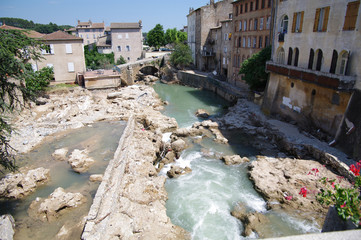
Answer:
[
  {"xmin": 25, "ymin": 66, "xmax": 53, "ymax": 93},
  {"xmin": 170, "ymin": 43, "xmax": 192, "ymax": 69}
]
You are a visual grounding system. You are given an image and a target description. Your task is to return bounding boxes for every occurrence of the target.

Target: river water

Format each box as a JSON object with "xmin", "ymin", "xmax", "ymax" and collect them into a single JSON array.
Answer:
[
  {"xmin": 0, "ymin": 121, "xmax": 126, "ymax": 239},
  {"xmin": 153, "ymin": 82, "xmax": 320, "ymax": 239}
]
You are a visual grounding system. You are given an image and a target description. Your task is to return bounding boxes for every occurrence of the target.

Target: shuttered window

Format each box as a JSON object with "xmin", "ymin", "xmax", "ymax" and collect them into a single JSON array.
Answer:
[
  {"xmin": 292, "ymin": 11, "xmax": 304, "ymax": 33},
  {"xmin": 65, "ymin": 44, "xmax": 72, "ymax": 54},
  {"xmin": 343, "ymin": 1, "xmax": 360, "ymax": 31},
  {"xmin": 313, "ymin": 7, "xmax": 330, "ymax": 32},
  {"xmin": 68, "ymin": 62, "xmax": 75, "ymax": 72}
]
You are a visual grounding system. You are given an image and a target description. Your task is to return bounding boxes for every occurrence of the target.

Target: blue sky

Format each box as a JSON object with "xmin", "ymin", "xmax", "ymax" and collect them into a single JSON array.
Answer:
[{"xmin": 0, "ymin": 0, "xmax": 213, "ymax": 32}]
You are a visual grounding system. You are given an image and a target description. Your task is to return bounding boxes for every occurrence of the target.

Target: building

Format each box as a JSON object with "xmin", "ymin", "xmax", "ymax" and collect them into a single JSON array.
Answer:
[
  {"xmin": 187, "ymin": 0, "xmax": 234, "ymax": 71},
  {"xmin": 36, "ymin": 31, "xmax": 86, "ymax": 83},
  {"xmin": 110, "ymin": 22, "xmax": 143, "ymax": 63},
  {"xmin": 76, "ymin": 20, "xmax": 105, "ymax": 45},
  {"xmin": 262, "ymin": 0, "xmax": 360, "ymax": 157},
  {"xmin": 230, "ymin": 0, "xmax": 273, "ymax": 86}
]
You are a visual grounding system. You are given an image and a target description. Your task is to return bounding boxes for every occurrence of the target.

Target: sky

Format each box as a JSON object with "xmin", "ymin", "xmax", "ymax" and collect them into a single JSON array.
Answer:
[{"xmin": 0, "ymin": 0, "xmax": 214, "ymax": 32}]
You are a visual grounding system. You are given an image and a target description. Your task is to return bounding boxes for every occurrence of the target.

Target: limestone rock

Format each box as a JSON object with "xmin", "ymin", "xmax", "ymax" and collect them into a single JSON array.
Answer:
[
  {"xmin": 167, "ymin": 166, "xmax": 192, "ymax": 178},
  {"xmin": 28, "ymin": 187, "xmax": 86, "ymax": 222},
  {"xmin": 222, "ymin": 155, "xmax": 250, "ymax": 165},
  {"xmin": 56, "ymin": 215, "xmax": 87, "ymax": 240},
  {"xmin": 195, "ymin": 109, "xmax": 210, "ymax": 119},
  {"xmin": 68, "ymin": 149, "xmax": 95, "ymax": 173},
  {"xmin": 0, "ymin": 167, "xmax": 50, "ymax": 199},
  {"xmin": 144, "ymin": 75, "xmax": 159, "ymax": 83},
  {"xmin": 0, "ymin": 215, "xmax": 15, "ymax": 240},
  {"xmin": 89, "ymin": 174, "xmax": 103, "ymax": 182},
  {"xmin": 52, "ymin": 148, "xmax": 68, "ymax": 161}
]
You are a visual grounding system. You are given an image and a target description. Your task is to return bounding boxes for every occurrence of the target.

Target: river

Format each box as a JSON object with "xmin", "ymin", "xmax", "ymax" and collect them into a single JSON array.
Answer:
[{"xmin": 153, "ymin": 82, "xmax": 320, "ymax": 239}]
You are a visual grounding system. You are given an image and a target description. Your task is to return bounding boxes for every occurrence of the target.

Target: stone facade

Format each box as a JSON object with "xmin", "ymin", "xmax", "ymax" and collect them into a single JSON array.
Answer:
[
  {"xmin": 110, "ymin": 22, "xmax": 143, "ymax": 63},
  {"xmin": 230, "ymin": 0, "xmax": 272, "ymax": 85},
  {"xmin": 262, "ymin": 0, "xmax": 360, "ymax": 137},
  {"xmin": 76, "ymin": 20, "xmax": 105, "ymax": 46},
  {"xmin": 187, "ymin": 0, "xmax": 233, "ymax": 71}
]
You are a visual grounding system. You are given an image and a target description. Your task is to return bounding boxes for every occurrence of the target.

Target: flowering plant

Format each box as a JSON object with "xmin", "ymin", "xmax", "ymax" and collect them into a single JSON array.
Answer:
[{"xmin": 300, "ymin": 161, "xmax": 361, "ymax": 227}]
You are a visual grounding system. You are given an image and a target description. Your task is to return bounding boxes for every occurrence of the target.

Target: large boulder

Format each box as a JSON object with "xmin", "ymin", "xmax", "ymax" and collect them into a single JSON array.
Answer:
[
  {"xmin": 0, "ymin": 167, "xmax": 50, "ymax": 199},
  {"xmin": 89, "ymin": 174, "xmax": 103, "ymax": 182},
  {"xmin": 195, "ymin": 109, "xmax": 210, "ymax": 119},
  {"xmin": 222, "ymin": 155, "xmax": 250, "ymax": 165},
  {"xmin": 52, "ymin": 148, "xmax": 68, "ymax": 161},
  {"xmin": 0, "ymin": 215, "xmax": 15, "ymax": 240},
  {"xmin": 167, "ymin": 166, "xmax": 192, "ymax": 178},
  {"xmin": 28, "ymin": 187, "xmax": 86, "ymax": 222},
  {"xmin": 68, "ymin": 149, "xmax": 95, "ymax": 173}
]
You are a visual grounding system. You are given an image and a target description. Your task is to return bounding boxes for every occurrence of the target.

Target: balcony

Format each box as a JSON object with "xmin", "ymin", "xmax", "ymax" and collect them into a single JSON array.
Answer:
[
  {"xmin": 278, "ymin": 32, "xmax": 285, "ymax": 42},
  {"xmin": 202, "ymin": 50, "xmax": 215, "ymax": 57},
  {"xmin": 266, "ymin": 61, "xmax": 356, "ymax": 91}
]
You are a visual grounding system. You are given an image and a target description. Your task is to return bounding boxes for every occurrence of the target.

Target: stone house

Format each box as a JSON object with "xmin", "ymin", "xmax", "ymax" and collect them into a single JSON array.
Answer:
[
  {"xmin": 36, "ymin": 31, "xmax": 86, "ymax": 83},
  {"xmin": 230, "ymin": 0, "xmax": 273, "ymax": 86},
  {"xmin": 110, "ymin": 22, "xmax": 143, "ymax": 63},
  {"xmin": 187, "ymin": 0, "xmax": 234, "ymax": 71},
  {"xmin": 76, "ymin": 20, "xmax": 105, "ymax": 45},
  {"xmin": 262, "ymin": 0, "xmax": 361, "ymax": 158}
]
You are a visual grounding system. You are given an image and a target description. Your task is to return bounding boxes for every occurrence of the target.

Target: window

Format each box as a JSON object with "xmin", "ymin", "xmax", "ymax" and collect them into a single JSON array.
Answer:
[
  {"xmin": 294, "ymin": 48, "xmax": 299, "ymax": 67},
  {"xmin": 259, "ymin": 36, "xmax": 263, "ymax": 48},
  {"xmin": 236, "ymin": 6, "xmax": 239, "ymax": 16},
  {"xmin": 343, "ymin": 1, "xmax": 360, "ymax": 31},
  {"xmin": 315, "ymin": 49, "xmax": 323, "ymax": 71},
  {"xmin": 292, "ymin": 12, "xmax": 304, "ymax": 32},
  {"xmin": 42, "ymin": 44, "xmax": 54, "ymax": 54},
  {"xmin": 224, "ymin": 47, "xmax": 227, "ymax": 53},
  {"xmin": 126, "ymin": 45, "xmax": 131, "ymax": 51},
  {"xmin": 268, "ymin": 0, "xmax": 271, "ymax": 8},
  {"xmin": 126, "ymin": 33, "xmax": 129, "ymax": 39},
  {"xmin": 337, "ymin": 51, "xmax": 349, "ymax": 75},
  {"xmin": 238, "ymin": 37, "xmax": 242, "ymax": 47},
  {"xmin": 250, "ymin": 2, "xmax": 253, "ymax": 11},
  {"xmin": 240, "ymin": 4, "xmax": 243, "ymax": 14},
  {"xmin": 223, "ymin": 57, "xmax": 226, "ymax": 65},
  {"xmin": 261, "ymin": 0, "xmax": 265, "ymax": 9},
  {"xmin": 308, "ymin": 49, "xmax": 314, "ymax": 69},
  {"xmin": 255, "ymin": 0, "xmax": 259, "ymax": 10},
  {"xmin": 80, "ymin": 34, "xmax": 83, "ymax": 38},
  {"xmin": 93, "ymin": 34, "xmax": 96, "ymax": 39},
  {"xmin": 243, "ymin": 37, "xmax": 246, "ymax": 47},
  {"xmin": 249, "ymin": 19, "xmax": 253, "ymax": 31},
  {"xmin": 265, "ymin": 36, "xmax": 269, "ymax": 46},
  {"xmin": 313, "ymin": 7, "xmax": 330, "ymax": 32},
  {"xmin": 65, "ymin": 44, "xmax": 72, "ymax": 54},
  {"xmin": 245, "ymin": 3, "xmax": 248, "ymax": 12},
  {"xmin": 247, "ymin": 37, "xmax": 251, "ymax": 48},
  {"xmin": 254, "ymin": 18, "xmax": 258, "ymax": 30},
  {"xmin": 127, "ymin": 57, "xmax": 130, "ymax": 61},
  {"xmin": 266, "ymin": 16, "xmax": 271, "ymax": 29},
  {"xmin": 260, "ymin": 18, "xmax": 264, "ymax": 30},
  {"xmin": 330, "ymin": 50, "xmax": 338, "ymax": 74},
  {"xmin": 86, "ymin": 34, "xmax": 89, "ymax": 39},
  {"xmin": 239, "ymin": 21, "xmax": 242, "ymax": 31},
  {"xmin": 253, "ymin": 37, "xmax": 257, "ymax": 48},
  {"xmin": 280, "ymin": 15, "xmax": 289, "ymax": 33},
  {"xmin": 276, "ymin": 48, "xmax": 285, "ymax": 64},
  {"xmin": 118, "ymin": 34, "xmax": 122, "ymax": 39},
  {"xmin": 68, "ymin": 62, "xmax": 75, "ymax": 72},
  {"xmin": 87, "ymin": 40, "xmax": 90, "ymax": 45},
  {"xmin": 287, "ymin": 48, "xmax": 293, "ymax": 65},
  {"xmin": 117, "ymin": 46, "xmax": 122, "ymax": 52},
  {"xmin": 224, "ymin": 33, "xmax": 227, "ymax": 41},
  {"xmin": 244, "ymin": 21, "xmax": 247, "ymax": 31}
]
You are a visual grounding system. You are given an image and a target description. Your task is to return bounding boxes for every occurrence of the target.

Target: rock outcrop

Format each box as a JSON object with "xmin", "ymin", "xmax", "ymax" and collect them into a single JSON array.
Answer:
[
  {"xmin": 195, "ymin": 109, "xmax": 210, "ymax": 119},
  {"xmin": 52, "ymin": 148, "xmax": 68, "ymax": 161},
  {"xmin": 222, "ymin": 155, "xmax": 250, "ymax": 165},
  {"xmin": 0, "ymin": 167, "xmax": 50, "ymax": 199},
  {"xmin": 68, "ymin": 149, "xmax": 95, "ymax": 173},
  {"xmin": 0, "ymin": 215, "xmax": 15, "ymax": 240},
  {"xmin": 167, "ymin": 166, "xmax": 192, "ymax": 178},
  {"xmin": 28, "ymin": 187, "xmax": 86, "ymax": 222}
]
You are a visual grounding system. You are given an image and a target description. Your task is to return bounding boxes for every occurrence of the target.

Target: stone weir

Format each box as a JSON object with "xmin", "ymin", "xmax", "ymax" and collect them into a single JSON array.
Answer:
[{"xmin": 81, "ymin": 115, "xmax": 188, "ymax": 240}]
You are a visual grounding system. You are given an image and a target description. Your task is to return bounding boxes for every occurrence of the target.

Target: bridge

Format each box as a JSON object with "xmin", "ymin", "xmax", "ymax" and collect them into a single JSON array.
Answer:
[{"xmin": 77, "ymin": 56, "xmax": 167, "ymax": 90}]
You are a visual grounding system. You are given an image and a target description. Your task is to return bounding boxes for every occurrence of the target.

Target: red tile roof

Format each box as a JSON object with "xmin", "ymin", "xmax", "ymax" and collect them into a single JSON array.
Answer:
[
  {"xmin": 41, "ymin": 30, "xmax": 83, "ymax": 41},
  {"xmin": 110, "ymin": 22, "xmax": 141, "ymax": 29}
]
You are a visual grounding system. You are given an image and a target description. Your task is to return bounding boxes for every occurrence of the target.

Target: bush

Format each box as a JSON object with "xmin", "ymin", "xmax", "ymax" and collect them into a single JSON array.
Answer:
[
  {"xmin": 170, "ymin": 43, "xmax": 192, "ymax": 69},
  {"xmin": 25, "ymin": 66, "xmax": 53, "ymax": 93},
  {"xmin": 239, "ymin": 45, "xmax": 271, "ymax": 91},
  {"xmin": 116, "ymin": 56, "xmax": 127, "ymax": 65}
]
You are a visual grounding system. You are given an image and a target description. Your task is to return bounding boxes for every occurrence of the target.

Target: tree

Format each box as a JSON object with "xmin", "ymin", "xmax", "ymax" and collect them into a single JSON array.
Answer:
[
  {"xmin": 165, "ymin": 28, "xmax": 178, "ymax": 45},
  {"xmin": 84, "ymin": 45, "xmax": 115, "ymax": 70},
  {"xmin": 116, "ymin": 56, "xmax": 127, "ymax": 65},
  {"xmin": 239, "ymin": 45, "xmax": 271, "ymax": 91},
  {"xmin": 170, "ymin": 43, "xmax": 193, "ymax": 69},
  {"xmin": 177, "ymin": 31, "xmax": 187, "ymax": 43},
  {"xmin": 147, "ymin": 24, "xmax": 165, "ymax": 49},
  {"xmin": 0, "ymin": 29, "xmax": 44, "ymax": 170}
]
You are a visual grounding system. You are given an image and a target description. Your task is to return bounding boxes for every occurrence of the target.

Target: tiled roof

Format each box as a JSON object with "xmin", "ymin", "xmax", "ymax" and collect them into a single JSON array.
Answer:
[
  {"xmin": 78, "ymin": 22, "xmax": 90, "ymax": 26},
  {"xmin": 91, "ymin": 23, "xmax": 105, "ymax": 28},
  {"xmin": 110, "ymin": 22, "xmax": 141, "ymax": 29},
  {"xmin": 96, "ymin": 35, "xmax": 111, "ymax": 47},
  {"xmin": 66, "ymin": 27, "xmax": 77, "ymax": 32},
  {"xmin": 0, "ymin": 24, "xmax": 44, "ymax": 38},
  {"xmin": 42, "ymin": 30, "xmax": 83, "ymax": 41}
]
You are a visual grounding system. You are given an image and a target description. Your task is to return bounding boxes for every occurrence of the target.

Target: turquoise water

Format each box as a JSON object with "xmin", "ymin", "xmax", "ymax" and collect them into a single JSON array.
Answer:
[
  {"xmin": 0, "ymin": 121, "xmax": 126, "ymax": 240},
  {"xmin": 153, "ymin": 82, "xmax": 320, "ymax": 239}
]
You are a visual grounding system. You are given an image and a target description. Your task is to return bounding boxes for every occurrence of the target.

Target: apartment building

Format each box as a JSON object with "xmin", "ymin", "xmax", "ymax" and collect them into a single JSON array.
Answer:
[
  {"xmin": 230, "ymin": 0, "xmax": 272, "ymax": 85},
  {"xmin": 187, "ymin": 0, "xmax": 233, "ymax": 71},
  {"xmin": 76, "ymin": 20, "xmax": 105, "ymax": 45},
  {"xmin": 36, "ymin": 31, "xmax": 86, "ymax": 83},
  {"xmin": 262, "ymin": 0, "xmax": 360, "ymax": 158},
  {"xmin": 110, "ymin": 22, "xmax": 142, "ymax": 63}
]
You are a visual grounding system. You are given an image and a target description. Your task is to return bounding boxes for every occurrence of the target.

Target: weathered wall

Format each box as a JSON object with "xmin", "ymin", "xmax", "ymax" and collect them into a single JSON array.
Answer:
[
  {"xmin": 264, "ymin": 72, "xmax": 351, "ymax": 135},
  {"xmin": 178, "ymin": 71, "xmax": 246, "ymax": 102},
  {"xmin": 111, "ymin": 28, "xmax": 142, "ymax": 63}
]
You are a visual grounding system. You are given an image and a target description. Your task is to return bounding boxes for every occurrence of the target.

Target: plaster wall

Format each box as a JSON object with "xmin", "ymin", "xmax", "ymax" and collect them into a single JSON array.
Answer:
[{"xmin": 111, "ymin": 28, "xmax": 142, "ymax": 63}]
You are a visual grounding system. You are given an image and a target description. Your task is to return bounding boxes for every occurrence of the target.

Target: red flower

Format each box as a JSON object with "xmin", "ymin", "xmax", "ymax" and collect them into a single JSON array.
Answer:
[
  {"xmin": 340, "ymin": 202, "xmax": 346, "ymax": 208},
  {"xmin": 285, "ymin": 195, "xmax": 293, "ymax": 201},
  {"xmin": 350, "ymin": 164, "xmax": 360, "ymax": 176},
  {"xmin": 299, "ymin": 187, "xmax": 308, "ymax": 197},
  {"xmin": 331, "ymin": 181, "xmax": 335, "ymax": 188}
]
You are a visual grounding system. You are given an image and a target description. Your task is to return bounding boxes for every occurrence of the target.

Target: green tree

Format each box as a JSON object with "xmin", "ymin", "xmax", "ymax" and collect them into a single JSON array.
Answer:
[
  {"xmin": 0, "ymin": 29, "xmax": 44, "ymax": 170},
  {"xmin": 165, "ymin": 28, "xmax": 178, "ymax": 45},
  {"xmin": 147, "ymin": 24, "xmax": 165, "ymax": 49},
  {"xmin": 177, "ymin": 31, "xmax": 187, "ymax": 43},
  {"xmin": 84, "ymin": 45, "xmax": 115, "ymax": 70},
  {"xmin": 170, "ymin": 43, "xmax": 193, "ymax": 69},
  {"xmin": 239, "ymin": 45, "xmax": 271, "ymax": 91},
  {"xmin": 116, "ymin": 56, "xmax": 127, "ymax": 65}
]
